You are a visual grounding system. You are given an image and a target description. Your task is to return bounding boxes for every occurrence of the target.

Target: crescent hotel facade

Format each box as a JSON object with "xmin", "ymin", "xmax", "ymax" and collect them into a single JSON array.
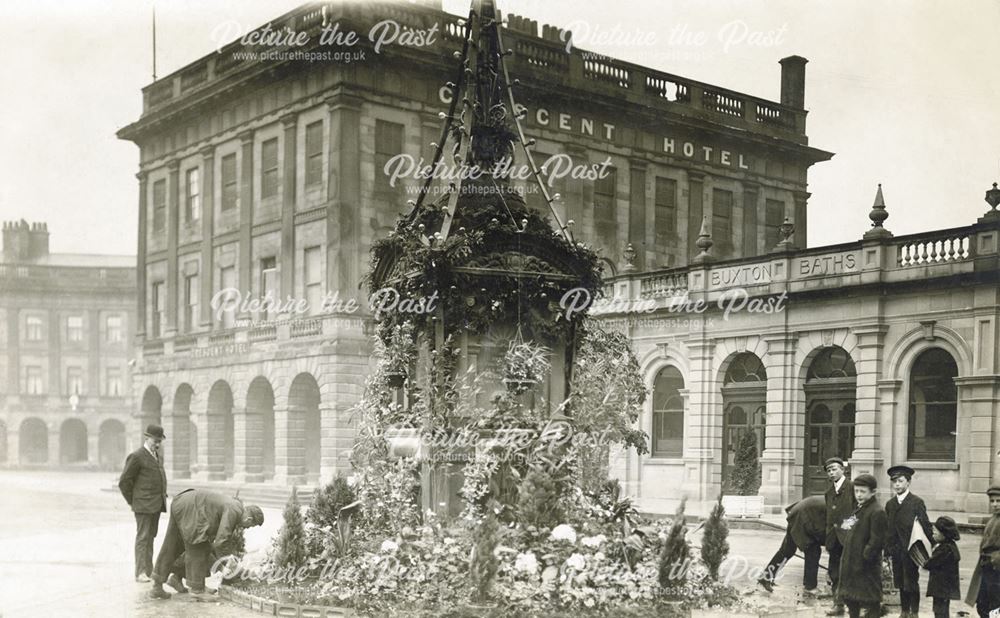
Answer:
[{"xmin": 117, "ymin": 0, "xmax": 1000, "ymax": 514}]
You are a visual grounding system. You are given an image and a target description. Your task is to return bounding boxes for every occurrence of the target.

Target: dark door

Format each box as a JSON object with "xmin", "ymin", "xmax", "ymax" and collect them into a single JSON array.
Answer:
[{"xmin": 804, "ymin": 401, "xmax": 855, "ymax": 496}]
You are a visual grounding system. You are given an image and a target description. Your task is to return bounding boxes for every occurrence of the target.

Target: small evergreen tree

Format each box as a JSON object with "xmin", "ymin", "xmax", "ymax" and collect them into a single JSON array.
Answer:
[
  {"xmin": 273, "ymin": 486, "xmax": 307, "ymax": 568},
  {"xmin": 728, "ymin": 429, "xmax": 761, "ymax": 496},
  {"xmin": 700, "ymin": 493, "xmax": 729, "ymax": 580},
  {"xmin": 516, "ymin": 468, "xmax": 563, "ymax": 528},
  {"xmin": 307, "ymin": 474, "xmax": 356, "ymax": 530},
  {"xmin": 658, "ymin": 499, "xmax": 692, "ymax": 591},
  {"xmin": 470, "ymin": 502, "xmax": 500, "ymax": 603}
]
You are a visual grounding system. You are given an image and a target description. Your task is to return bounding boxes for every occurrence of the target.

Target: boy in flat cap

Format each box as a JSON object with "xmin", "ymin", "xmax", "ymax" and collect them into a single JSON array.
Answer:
[
  {"xmin": 838, "ymin": 473, "xmax": 887, "ymax": 618},
  {"xmin": 884, "ymin": 465, "xmax": 933, "ymax": 618},
  {"xmin": 967, "ymin": 485, "xmax": 1000, "ymax": 618},
  {"xmin": 824, "ymin": 456, "xmax": 856, "ymax": 616},
  {"xmin": 922, "ymin": 516, "xmax": 960, "ymax": 618}
]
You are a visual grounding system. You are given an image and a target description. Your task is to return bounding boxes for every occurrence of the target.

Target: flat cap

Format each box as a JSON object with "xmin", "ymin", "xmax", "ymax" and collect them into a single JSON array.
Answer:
[
  {"xmin": 887, "ymin": 465, "xmax": 915, "ymax": 480},
  {"xmin": 986, "ymin": 485, "xmax": 1000, "ymax": 497},
  {"xmin": 824, "ymin": 457, "xmax": 846, "ymax": 470},
  {"xmin": 853, "ymin": 473, "xmax": 878, "ymax": 490}
]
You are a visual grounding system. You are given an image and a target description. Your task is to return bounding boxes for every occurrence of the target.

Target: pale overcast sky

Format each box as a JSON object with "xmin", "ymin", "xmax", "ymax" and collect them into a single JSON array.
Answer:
[{"xmin": 1, "ymin": 0, "xmax": 997, "ymax": 256}]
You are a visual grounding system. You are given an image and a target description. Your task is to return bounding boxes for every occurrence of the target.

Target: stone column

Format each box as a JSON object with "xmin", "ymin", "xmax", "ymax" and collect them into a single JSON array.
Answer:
[
  {"xmin": 319, "ymin": 404, "xmax": 341, "ymax": 483},
  {"xmin": 760, "ymin": 332, "xmax": 800, "ymax": 507},
  {"xmin": 234, "ymin": 403, "xmax": 264, "ymax": 483},
  {"xmin": 161, "ymin": 411, "xmax": 191, "ymax": 479},
  {"xmin": 628, "ymin": 158, "xmax": 647, "ymax": 271},
  {"xmin": 166, "ymin": 160, "xmax": 180, "ymax": 335},
  {"xmin": 849, "ymin": 324, "xmax": 889, "ymax": 479},
  {"xmin": 326, "ymin": 92, "xmax": 363, "ymax": 297},
  {"xmin": 681, "ymin": 337, "xmax": 717, "ymax": 505},
  {"xmin": 86, "ymin": 421, "xmax": 99, "ymax": 468},
  {"xmin": 199, "ymin": 146, "xmax": 215, "ymax": 328},
  {"xmin": 136, "ymin": 172, "xmax": 148, "ymax": 338},
  {"xmin": 274, "ymin": 405, "xmax": 306, "ymax": 485},
  {"xmin": 956, "ymin": 375, "xmax": 1000, "ymax": 512},
  {"xmin": 792, "ymin": 191, "xmax": 809, "ymax": 249},
  {"xmin": 47, "ymin": 420, "xmax": 60, "ymax": 466},
  {"xmin": 280, "ymin": 113, "xmax": 297, "ymax": 300},
  {"xmin": 238, "ymin": 130, "xmax": 254, "ymax": 301},
  {"xmin": 193, "ymin": 409, "xmax": 227, "ymax": 481}
]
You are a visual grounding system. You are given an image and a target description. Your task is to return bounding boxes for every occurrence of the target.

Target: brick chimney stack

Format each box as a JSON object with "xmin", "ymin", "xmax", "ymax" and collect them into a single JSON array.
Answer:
[
  {"xmin": 2, "ymin": 220, "xmax": 50, "ymax": 262},
  {"xmin": 779, "ymin": 56, "xmax": 808, "ymax": 110}
]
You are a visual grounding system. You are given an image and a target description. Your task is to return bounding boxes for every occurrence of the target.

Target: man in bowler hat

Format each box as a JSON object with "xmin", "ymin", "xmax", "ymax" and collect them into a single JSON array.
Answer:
[
  {"xmin": 884, "ymin": 465, "xmax": 933, "ymax": 618},
  {"xmin": 825, "ymin": 456, "xmax": 856, "ymax": 616},
  {"xmin": 967, "ymin": 484, "xmax": 1000, "ymax": 617},
  {"xmin": 118, "ymin": 424, "xmax": 168, "ymax": 582}
]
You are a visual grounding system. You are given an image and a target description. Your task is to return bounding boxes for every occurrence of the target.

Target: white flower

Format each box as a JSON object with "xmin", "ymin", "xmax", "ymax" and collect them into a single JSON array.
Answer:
[
  {"xmin": 594, "ymin": 551, "xmax": 606, "ymax": 561},
  {"xmin": 380, "ymin": 539, "xmax": 399, "ymax": 553},
  {"xmin": 581, "ymin": 534, "xmax": 607, "ymax": 548},
  {"xmin": 443, "ymin": 537, "xmax": 456, "ymax": 545},
  {"xmin": 514, "ymin": 551, "xmax": 539, "ymax": 574},
  {"xmin": 550, "ymin": 524, "xmax": 577, "ymax": 544},
  {"xmin": 566, "ymin": 553, "xmax": 586, "ymax": 570}
]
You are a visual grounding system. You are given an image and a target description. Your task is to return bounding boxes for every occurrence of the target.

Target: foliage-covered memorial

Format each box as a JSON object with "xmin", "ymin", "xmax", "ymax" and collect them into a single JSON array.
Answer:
[{"xmin": 225, "ymin": 1, "xmax": 751, "ymax": 615}]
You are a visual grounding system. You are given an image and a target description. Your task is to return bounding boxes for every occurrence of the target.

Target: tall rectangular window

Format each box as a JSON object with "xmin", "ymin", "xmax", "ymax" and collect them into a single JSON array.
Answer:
[
  {"xmin": 25, "ymin": 366, "xmax": 43, "ymax": 395},
  {"xmin": 185, "ymin": 167, "xmax": 201, "ymax": 222},
  {"xmin": 221, "ymin": 153, "xmax": 238, "ymax": 211},
  {"xmin": 106, "ymin": 315, "xmax": 123, "ymax": 343},
  {"xmin": 66, "ymin": 366, "xmax": 83, "ymax": 396},
  {"xmin": 106, "ymin": 367, "xmax": 122, "ymax": 397},
  {"xmin": 374, "ymin": 120, "xmax": 404, "ymax": 197},
  {"xmin": 151, "ymin": 282, "xmax": 166, "ymax": 337},
  {"xmin": 304, "ymin": 246, "xmax": 323, "ymax": 316},
  {"xmin": 712, "ymin": 189, "xmax": 734, "ymax": 258},
  {"xmin": 765, "ymin": 199, "xmax": 786, "ymax": 251},
  {"xmin": 305, "ymin": 121, "xmax": 324, "ymax": 187},
  {"xmin": 261, "ymin": 138, "xmax": 279, "ymax": 199},
  {"xmin": 594, "ymin": 167, "xmax": 617, "ymax": 222},
  {"xmin": 25, "ymin": 315, "xmax": 43, "ymax": 341},
  {"xmin": 152, "ymin": 179, "xmax": 166, "ymax": 231},
  {"xmin": 67, "ymin": 315, "xmax": 84, "ymax": 342},
  {"xmin": 654, "ymin": 177, "xmax": 677, "ymax": 248},
  {"xmin": 219, "ymin": 266, "xmax": 237, "ymax": 328},
  {"xmin": 259, "ymin": 257, "xmax": 278, "ymax": 321},
  {"xmin": 184, "ymin": 273, "xmax": 200, "ymax": 332}
]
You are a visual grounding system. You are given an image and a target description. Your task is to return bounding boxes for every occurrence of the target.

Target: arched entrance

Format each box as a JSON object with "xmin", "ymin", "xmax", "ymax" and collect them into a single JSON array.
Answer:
[
  {"xmin": 289, "ymin": 373, "xmax": 321, "ymax": 482},
  {"xmin": 140, "ymin": 386, "xmax": 163, "ymax": 433},
  {"xmin": 721, "ymin": 353, "xmax": 767, "ymax": 488},
  {"xmin": 803, "ymin": 346, "xmax": 857, "ymax": 496},
  {"xmin": 207, "ymin": 380, "xmax": 235, "ymax": 479},
  {"xmin": 19, "ymin": 418, "xmax": 48, "ymax": 464},
  {"xmin": 98, "ymin": 420, "xmax": 126, "ymax": 470},
  {"xmin": 247, "ymin": 377, "xmax": 276, "ymax": 480},
  {"xmin": 60, "ymin": 419, "xmax": 88, "ymax": 464}
]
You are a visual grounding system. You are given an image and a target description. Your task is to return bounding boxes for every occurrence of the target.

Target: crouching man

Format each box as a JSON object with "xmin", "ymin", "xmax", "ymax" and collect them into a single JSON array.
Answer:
[{"xmin": 149, "ymin": 488, "xmax": 264, "ymax": 601}]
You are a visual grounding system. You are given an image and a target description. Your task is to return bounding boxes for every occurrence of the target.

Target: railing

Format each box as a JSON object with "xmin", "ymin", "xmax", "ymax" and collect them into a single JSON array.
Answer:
[
  {"xmin": 173, "ymin": 335, "xmax": 197, "ymax": 352},
  {"xmin": 209, "ymin": 331, "xmax": 236, "ymax": 345},
  {"xmin": 896, "ymin": 228, "xmax": 974, "ymax": 267},
  {"xmin": 583, "ymin": 57, "xmax": 630, "ymax": 89},
  {"xmin": 640, "ymin": 272, "xmax": 688, "ymax": 299},
  {"xmin": 516, "ymin": 39, "xmax": 568, "ymax": 71},
  {"xmin": 645, "ymin": 75, "xmax": 690, "ymax": 103},
  {"xmin": 180, "ymin": 64, "xmax": 208, "ymax": 92},
  {"xmin": 703, "ymin": 88, "xmax": 744, "ymax": 118},
  {"xmin": 143, "ymin": 341, "xmax": 164, "ymax": 356},
  {"xmin": 290, "ymin": 319, "xmax": 322, "ymax": 338},
  {"xmin": 248, "ymin": 324, "xmax": 278, "ymax": 343}
]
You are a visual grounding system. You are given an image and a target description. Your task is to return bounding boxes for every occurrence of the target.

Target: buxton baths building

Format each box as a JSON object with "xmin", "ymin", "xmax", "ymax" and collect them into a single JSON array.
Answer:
[
  {"xmin": 0, "ymin": 221, "xmax": 136, "ymax": 470},
  {"xmin": 116, "ymin": 1, "xmax": 830, "ymax": 489}
]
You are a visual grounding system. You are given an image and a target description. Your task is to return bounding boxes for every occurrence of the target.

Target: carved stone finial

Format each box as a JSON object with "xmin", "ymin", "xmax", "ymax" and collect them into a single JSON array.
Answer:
[
  {"xmin": 771, "ymin": 216, "xmax": 797, "ymax": 253},
  {"xmin": 985, "ymin": 182, "xmax": 1000, "ymax": 214},
  {"xmin": 863, "ymin": 184, "xmax": 893, "ymax": 239},
  {"xmin": 693, "ymin": 216, "xmax": 714, "ymax": 264},
  {"xmin": 621, "ymin": 243, "xmax": 637, "ymax": 272}
]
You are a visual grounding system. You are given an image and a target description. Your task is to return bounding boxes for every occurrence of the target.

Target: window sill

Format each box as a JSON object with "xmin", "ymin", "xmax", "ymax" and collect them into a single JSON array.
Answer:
[
  {"xmin": 903, "ymin": 461, "xmax": 959, "ymax": 470},
  {"xmin": 644, "ymin": 457, "xmax": 685, "ymax": 466}
]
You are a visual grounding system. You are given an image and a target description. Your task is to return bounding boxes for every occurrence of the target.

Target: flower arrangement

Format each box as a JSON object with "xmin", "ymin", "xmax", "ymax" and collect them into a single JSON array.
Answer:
[{"xmin": 502, "ymin": 340, "xmax": 551, "ymax": 392}]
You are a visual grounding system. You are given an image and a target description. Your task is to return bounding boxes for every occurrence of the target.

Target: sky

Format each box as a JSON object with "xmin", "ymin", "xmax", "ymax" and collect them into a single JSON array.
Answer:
[{"xmin": 1, "ymin": 0, "xmax": 997, "ymax": 256}]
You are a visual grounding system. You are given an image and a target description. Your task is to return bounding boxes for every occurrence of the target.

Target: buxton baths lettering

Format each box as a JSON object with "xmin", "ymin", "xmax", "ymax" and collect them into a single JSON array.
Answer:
[
  {"xmin": 438, "ymin": 87, "xmax": 758, "ymax": 171},
  {"xmin": 797, "ymin": 252, "xmax": 858, "ymax": 277},
  {"xmin": 710, "ymin": 263, "xmax": 774, "ymax": 288}
]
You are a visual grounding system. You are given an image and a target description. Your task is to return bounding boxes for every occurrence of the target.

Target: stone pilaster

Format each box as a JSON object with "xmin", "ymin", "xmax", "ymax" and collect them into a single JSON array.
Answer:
[
  {"xmin": 234, "ymin": 406, "xmax": 264, "ymax": 483},
  {"xmin": 681, "ymin": 337, "xmax": 717, "ymax": 503},
  {"xmin": 955, "ymin": 375, "xmax": 1000, "ymax": 512},
  {"xmin": 326, "ymin": 92, "xmax": 363, "ymax": 297},
  {"xmin": 199, "ymin": 146, "xmax": 215, "ymax": 328},
  {"xmin": 760, "ymin": 332, "xmax": 800, "ymax": 506},
  {"xmin": 136, "ymin": 172, "xmax": 148, "ymax": 337},
  {"xmin": 166, "ymin": 160, "xmax": 180, "ymax": 335},
  {"xmin": 280, "ymin": 114, "xmax": 297, "ymax": 300},
  {"xmin": 238, "ymin": 130, "xmax": 254, "ymax": 303},
  {"xmin": 849, "ymin": 324, "xmax": 889, "ymax": 477},
  {"xmin": 161, "ymin": 411, "xmax": 191, "ymax": 479},
  {"xmin": 274, "ymin": 405, "xmax": 306, "ymax": 485}
]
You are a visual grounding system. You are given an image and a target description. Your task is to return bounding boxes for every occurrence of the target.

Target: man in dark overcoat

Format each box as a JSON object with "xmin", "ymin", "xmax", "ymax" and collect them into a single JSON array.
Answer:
[
  {"xmin": 118, "ymin": 424, "xmax": 167, "ymax": 582},
  {"xmin": 824, "ymin": 456, "xmax": 856, "ymax": 616},
  {"xmin": 758, "ymin": 495, "xmax": 827, "ymax": 592},
  {"xmin": 884, "ymin": 465, "xmax": 933, "ymax": 618},
  {"xmin": 966, "ymin": 484, "xmax": 1000, "ymax": 617},
  {"xmin": 149, "ymin": 488, "xmax": 263, "ymax": 600},
  {"xmin": 838, "ymin": 473, "xmax": 888, "ymax": 618}
]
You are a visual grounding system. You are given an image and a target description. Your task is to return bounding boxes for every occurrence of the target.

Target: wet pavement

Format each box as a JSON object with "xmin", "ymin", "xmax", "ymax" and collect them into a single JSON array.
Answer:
[{"xmin": 0, "ymin": 470, "xmax": 984, "ymax": 617}]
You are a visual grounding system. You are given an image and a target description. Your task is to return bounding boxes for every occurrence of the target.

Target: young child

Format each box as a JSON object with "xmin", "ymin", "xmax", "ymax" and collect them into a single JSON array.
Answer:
[
  {"xmin": 923, "ymin": 516, "xmax": 961, "ymax": 618},
  {"xmin": 838, "ymin": 473, "xmax": 888, "ymax": 618}
]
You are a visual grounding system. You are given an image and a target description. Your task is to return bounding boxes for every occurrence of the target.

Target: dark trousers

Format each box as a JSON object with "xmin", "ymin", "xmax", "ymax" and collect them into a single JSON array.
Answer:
[
  {"xmin": 762, "ymin": 532, "xmax": 820, "ymax": 590},
  {"xmin": 931, "ymin": 597, "xmax": 949, "ymax": 618},
  {"xmin": 151, "ymin": 513, "xmax": 212, "ymax": 592},
  {"xmin": 978, "ymin": 563, "xmax": 1000, "ymax": 618},
  {"xmin": 133, "ymin": 512, "xmax": 160, "ymax": 578},
  {"xmin": 891, "ymin": 551, "xmax": 921, "ymax": 612},
  {"xmin": 845, "ymin": 601, "xmax": 880, "ymax": 618},
  {"xmin": 829, "ymin": 539, "xmax": 844, "ymax": 604}
]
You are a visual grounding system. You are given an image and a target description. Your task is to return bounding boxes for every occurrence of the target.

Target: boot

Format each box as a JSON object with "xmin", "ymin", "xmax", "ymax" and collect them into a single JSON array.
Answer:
[
  {"xmin": 826, "ymin": 605, "xmax": 845, "ymax": 616},
  {"xmin": 148, "ymin": 583, "xmax": 171, "ymax": 600},
  {"xmin": 166, "ymin": 574, "xmax": 187, "ymax": 593},
  {"xmin": 757, "ymin": 577, "xmax": 774, "ymax": 593}
]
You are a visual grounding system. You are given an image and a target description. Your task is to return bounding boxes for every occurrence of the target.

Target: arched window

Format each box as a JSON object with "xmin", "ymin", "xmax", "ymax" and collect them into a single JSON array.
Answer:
[
  {"xmin": 908, "ymin": 348, "xmax": 958, "ymax": 461},
  {"xmin": 722, "ymin": 353, "xmax": 767, "ymax": 484},
  {"xmin": 652, "ymin": 366, "xmax": 684, "ymax": 458}
]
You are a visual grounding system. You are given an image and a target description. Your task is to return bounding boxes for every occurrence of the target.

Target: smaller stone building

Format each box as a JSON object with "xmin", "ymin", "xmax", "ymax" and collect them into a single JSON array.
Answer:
[{"xmin": 0, "ymin": 221, "xmax": 136, "ymax": 470}]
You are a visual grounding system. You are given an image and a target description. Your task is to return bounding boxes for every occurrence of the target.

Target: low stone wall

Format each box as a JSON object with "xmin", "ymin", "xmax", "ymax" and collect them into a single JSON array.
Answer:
[{"xmin": 218, "ymin": 585, "xmax": 354, "ymax": 617}]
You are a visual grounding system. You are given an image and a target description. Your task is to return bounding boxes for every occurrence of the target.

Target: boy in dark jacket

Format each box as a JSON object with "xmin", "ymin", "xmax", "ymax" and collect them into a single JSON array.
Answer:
[
  {"xmin": 838, "ymin": 473, "xmax": 887, "ymax": 618},
  {"xmin": 923, "ymin": 516, "xmax": 961, "ymax": 618}
]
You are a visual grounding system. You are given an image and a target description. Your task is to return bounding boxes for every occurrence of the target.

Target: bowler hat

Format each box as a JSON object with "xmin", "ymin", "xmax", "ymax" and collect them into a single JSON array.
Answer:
[
  {"xmin": 986, "ymin": 484, "xmax": 1000, "ymax": 497},
  {"xmin": 824, "ymin": 457, "xmax": 846, "ymax": 470},
  {"xmin": 144, "ymin": 424, "xmax": 166, "ymax": 440},
  {"xmin": 887, "ymin": 465, "xmax": 914, "ymax": 480},
  {"xmin": 933, "ymin": 516, "xmax": 960, "ymax": 542},
  {"xmin": 853, "ymin": 473, "xmax": 878, "ymax": 490}
]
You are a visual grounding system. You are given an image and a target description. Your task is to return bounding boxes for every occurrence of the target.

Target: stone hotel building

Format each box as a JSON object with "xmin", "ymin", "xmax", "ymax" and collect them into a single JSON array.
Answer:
[{"xmin": 117, "ymin": 0, "xmax": 1000, "ymax": 513}]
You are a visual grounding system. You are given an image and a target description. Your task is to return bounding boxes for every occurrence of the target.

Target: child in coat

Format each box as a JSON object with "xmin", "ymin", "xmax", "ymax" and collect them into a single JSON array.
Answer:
[{"xmin": 923, "ymin": 515, "xmax": 961, "ymax": 618}]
